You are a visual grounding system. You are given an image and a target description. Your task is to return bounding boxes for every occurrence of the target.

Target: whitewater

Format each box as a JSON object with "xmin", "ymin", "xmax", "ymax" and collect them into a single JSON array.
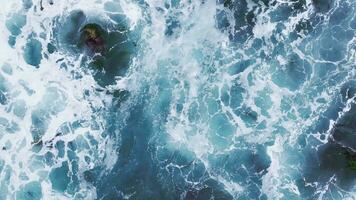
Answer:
[{"xmin": 0, "ymin": 0, "xmax": 355, "ymax": 199}]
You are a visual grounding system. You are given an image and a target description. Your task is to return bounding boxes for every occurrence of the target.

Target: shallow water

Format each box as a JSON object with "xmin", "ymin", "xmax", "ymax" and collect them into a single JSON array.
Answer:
[{"xmin": 0, "ymin": 0, "xmax": 355, "ymax": 199}]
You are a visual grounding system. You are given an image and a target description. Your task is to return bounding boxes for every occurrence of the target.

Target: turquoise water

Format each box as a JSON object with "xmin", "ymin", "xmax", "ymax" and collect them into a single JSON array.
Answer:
[{"xmin": 0, "ymin": 0, "xmax": 355, "ymax": 199}]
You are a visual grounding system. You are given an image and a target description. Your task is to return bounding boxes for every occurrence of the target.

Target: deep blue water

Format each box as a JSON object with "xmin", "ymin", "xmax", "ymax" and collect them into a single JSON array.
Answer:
[{"xmin": 0, "ymin": 0, "xmax": 355, "ymax": 199}]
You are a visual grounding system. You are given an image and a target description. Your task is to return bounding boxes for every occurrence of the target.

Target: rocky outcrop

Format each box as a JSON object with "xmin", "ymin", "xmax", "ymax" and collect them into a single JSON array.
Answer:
[{"xmin": 81, "ymin": 23, "xmax": 106, "ymax": 54}]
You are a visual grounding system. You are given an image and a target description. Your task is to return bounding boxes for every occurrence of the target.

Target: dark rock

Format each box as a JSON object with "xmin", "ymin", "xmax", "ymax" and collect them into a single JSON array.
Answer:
[
  {"xmin": 80, "ymin": 23, "xmax": 106, "ymax": 54},
  {"xmin": 55, "ymin": 10, "xmax": 136, "ymax": 87},
  {"xmin": 80, "ymin": 22, "xmax": 136, "ymax": 87},
  {"xmin": 330, "ymin": 101, "xmax": 356, "ymax": 151},
  {"xmin": 302, "ymin": 81, "xmax": 356, "ymax": 193},
  {"xmin": 47, "ymin": 43, "xmax": 56, "ymax": 54},
  {"xmin": 324, "ymin": 82, "xmax": 356, "ymax": 173}
]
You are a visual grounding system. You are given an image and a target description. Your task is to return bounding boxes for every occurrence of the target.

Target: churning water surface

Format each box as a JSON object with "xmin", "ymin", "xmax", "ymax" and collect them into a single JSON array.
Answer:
[{"xmin": 0, "ymin": 0, "xmax": 355, "ymax": 199}]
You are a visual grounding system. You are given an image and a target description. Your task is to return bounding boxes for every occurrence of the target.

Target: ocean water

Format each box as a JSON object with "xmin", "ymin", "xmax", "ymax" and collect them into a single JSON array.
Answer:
[{"xmin": 0, "ymin": 0, "xmax": 355, "ymax": 199}]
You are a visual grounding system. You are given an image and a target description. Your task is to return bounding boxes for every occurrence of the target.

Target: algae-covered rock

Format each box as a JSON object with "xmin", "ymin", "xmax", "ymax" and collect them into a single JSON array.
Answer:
[
  {"xmin": 55, "ymin": 10, "xmax": 137, "ymax": 87},
  {"xmin": 80, "ymin": 23, "xmax": 106, "ymax": 54},
  {"xmin": 345, "ymin": 152, "xmax": 356, "ymax": 171},
  {"xmin": 328, "ymin": 82, "xmax": 356, "ymax": 171},
  {"xmin": 347, "ymin": 160, "xmax": 356, "ymax": 171},
  {"xmin": 79, "ymin": 22, "xmax": 136, "ymax": 87}
]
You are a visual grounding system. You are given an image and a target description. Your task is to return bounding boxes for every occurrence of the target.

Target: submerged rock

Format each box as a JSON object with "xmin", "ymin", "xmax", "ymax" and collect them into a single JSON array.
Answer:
[
  {"xmin": 309, "ymin": 85, "xmax": 356, "ymax": 189},
  {"xmin": 55, "ymin": 10, "xmax": 137, "ymax": 87},
  {"xmin": 326, "ymin": 102, "xmax": 356, "ymax": 173},
  {"xmin": 312, "ymin": 0, "xmax": 333, "ymax": 12},
  {"xmin": 301, "ymin": 81, "xmax": 356, "ymax": 193},
  {"xmin": 80, "ymin": 22, "xmax": 136, "ymax": 87},
  {"xmin": 331, "ymin": 81, "xmax": 356, "ymax": 152},
  {"xmin": 345, "ymin": 151, "xmax": 356, "ymax": 171}
]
